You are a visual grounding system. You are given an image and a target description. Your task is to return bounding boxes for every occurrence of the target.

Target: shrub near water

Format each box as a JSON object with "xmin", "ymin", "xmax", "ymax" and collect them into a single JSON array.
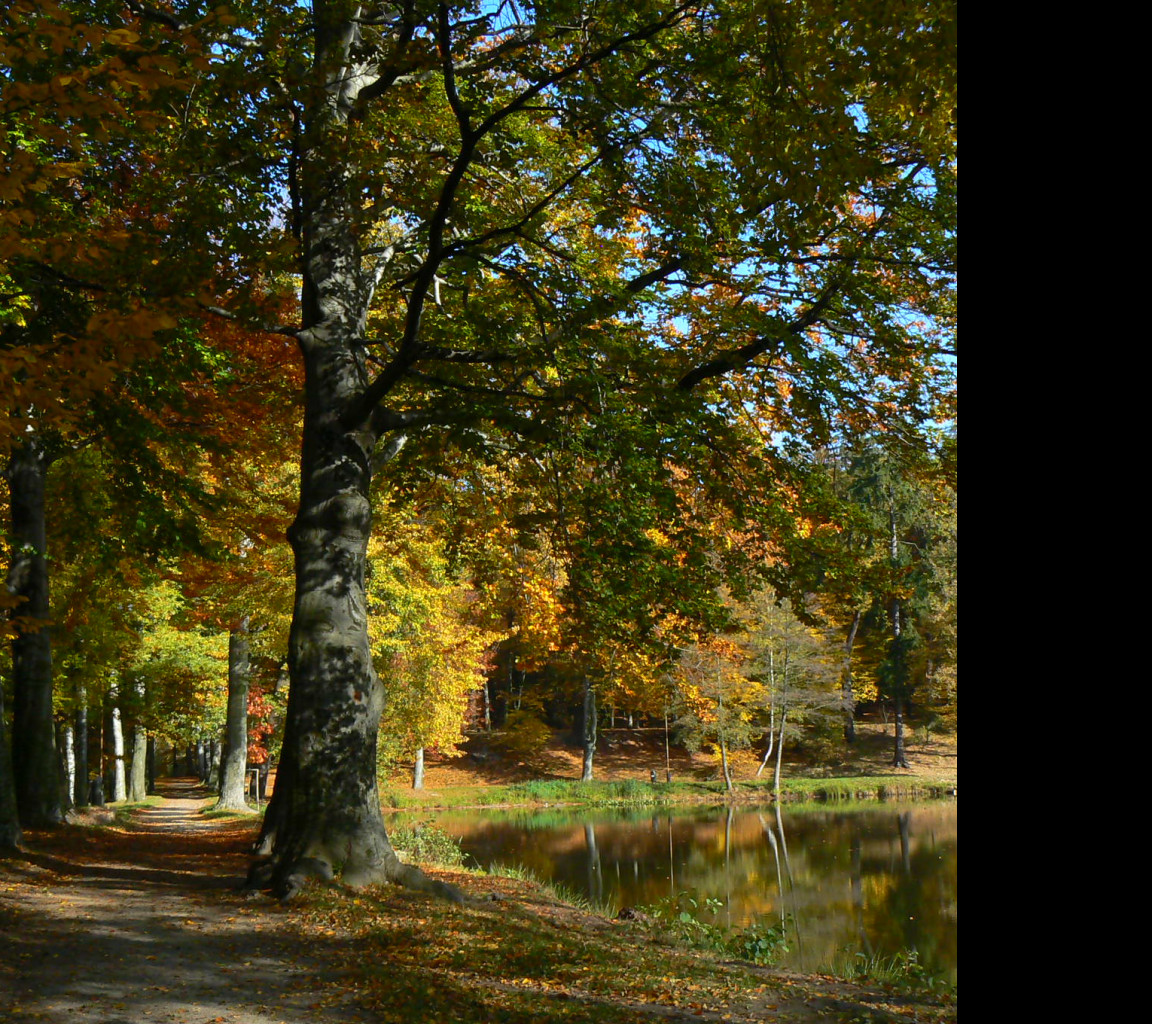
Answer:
[
  {"xmin": 640, "ymin": 890, "xmax": 790, "ymax": 967},
  {"xmin": 387, "ymin": 821, "xmax": 469, "ymax": 867}
]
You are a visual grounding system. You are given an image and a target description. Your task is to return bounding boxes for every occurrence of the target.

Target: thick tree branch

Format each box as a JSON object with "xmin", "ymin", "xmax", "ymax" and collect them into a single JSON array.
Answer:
[
  {"xmin": 677, "ymin": 278, "xmax": 844, "ymax": 391},
  {"xmin": 545, "ymin": 258, "xmax": 684, "ymax": 348},
  {"xmin": 123, "ymin": 0, "xmax": 192, "ymax": 32},
  {"xmin": 344, "ymin": 5, "xmax": 694, "ymax": 430},
  {"xmin": 198, "ymin": 302, "xmax": 300, "ymax": 338}
]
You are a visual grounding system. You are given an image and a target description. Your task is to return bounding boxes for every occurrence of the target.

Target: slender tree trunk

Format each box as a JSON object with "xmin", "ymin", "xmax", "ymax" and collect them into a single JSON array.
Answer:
[
  {"xmin": 110, "ymin": 699, "xmax": 127, "ymax": 802},
  {"xmin": 216, "ymin": 617, "xmax": 251, "ymax": 810},
  {"xmin": 714, "ymin": 652, "xmax": 732, "ymax": 791},
  {"xmin": 772, "ymin": 706, "xmax": 788, "ymax": 801},
  {"xmin": 772, "ymin": 653, "xmax": 790, "ymax": 800},
  {"xmin": 842, "ymin": 610, "xmax": 861, "ymax": 743},
  {"xmin": 128, "ymin": 679, "xmax": 147, "ymax": 803},
  {"xmin": 60, "ymin": 721, "xmax": 75, "ymax": 814},
  {"xmin": 128, "ymin": 725, "xmax": 147, "ymax": 802},
  {"xmin": 146, "ymin": 735, "xmax": 155, "ymax": 794},
  {"xmin": 892, "ymin": 696, "xmax": 909, "ymax": 767},
  {"xmin": 206, "ymin": 739, "xmax": 221, "ymax": 791},
  {"xmin": 888, "ymin": 496, "xmax": 910, "ymax": 768},
  {"xmin": 412, "ymin": 747, "xmax": 425, "ymax": 790},
  {"xmin": 73, "ymin": 685, "xmax": 88, "ymax": 808},
  {"xmin": 663, "ymin": 708, "xmax": 672, "ymax": 782},
  {"xmin": 756, "ymin": 651, "xmax": 777, "ymax": 778},
  {"xmin": 581, "ymin": 675, "xmax": 597, "ymax": 782},
  {"xmin": 6, "ymin": 437, "xmax": 62, "ymax": 826},
  {"xmin": 719, "ymin": 734, "xmax": 733, "ymax": 793},
  {"xmin": 89, "ymin": 703, "xmax": 105, "ymax": 806}
]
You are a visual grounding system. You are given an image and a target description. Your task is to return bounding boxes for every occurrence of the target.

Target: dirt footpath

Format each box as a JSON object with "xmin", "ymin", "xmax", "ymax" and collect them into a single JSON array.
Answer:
[{"xmin": 0, "ymin": 780, "xmax": 375, "ymax": 1024}]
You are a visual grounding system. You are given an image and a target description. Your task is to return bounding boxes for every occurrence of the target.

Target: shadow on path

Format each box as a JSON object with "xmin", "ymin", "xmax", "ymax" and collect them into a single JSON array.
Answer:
[{"xmin": 0, "ymin": 777, "xmax": 378, "ymax": 1024}]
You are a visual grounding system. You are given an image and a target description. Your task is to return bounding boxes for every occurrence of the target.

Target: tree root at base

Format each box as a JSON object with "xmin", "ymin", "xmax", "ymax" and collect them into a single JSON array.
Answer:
[{"xmin": 244, "ymin": 849, "xmax": 467, "ymax": 904}]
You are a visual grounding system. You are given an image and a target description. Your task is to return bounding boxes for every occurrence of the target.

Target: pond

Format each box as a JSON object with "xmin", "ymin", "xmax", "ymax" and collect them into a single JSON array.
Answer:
[{"xmin": 391, "ymin": 800, "xmax": 957, "ymax": 980}]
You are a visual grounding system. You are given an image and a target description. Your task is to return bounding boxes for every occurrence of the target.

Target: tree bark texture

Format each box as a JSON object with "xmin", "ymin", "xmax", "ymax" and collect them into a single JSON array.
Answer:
[
  {"xmin": 251, "ymin": 328, "xmax": 411, "ymax": 895},
  {"xmin": 6, "ymin": 437, "xmax": 63, "ymax": 826},
  {"xmin": 248, "ymin": 7, "xmax": 463, "ymax": 902},
  {"xmin": 216, "ymin": 618, "xmax": 251, "ymax": 810},
  {"xmin": 249, "ymin": 186, "xmax": 456, "ymax": 899}
]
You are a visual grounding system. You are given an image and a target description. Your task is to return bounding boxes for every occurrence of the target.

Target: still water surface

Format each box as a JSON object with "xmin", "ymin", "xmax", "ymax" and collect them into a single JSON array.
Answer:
[{"xmin": 393, "ymin": 801, "xmax": 957, "ymax": 978}]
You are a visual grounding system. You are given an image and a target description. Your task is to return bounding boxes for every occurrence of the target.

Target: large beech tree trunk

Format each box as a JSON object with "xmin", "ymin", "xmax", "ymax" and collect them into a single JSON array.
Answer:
[
  {"xmin": 216, "ymin": 617, "xmax": 251, "ymax": 810},
  {"xmin": 248, "ymin": 158, "xmax": 458, "ymax": 902},
  {"xmin": 6, "ymin": 437, "xmax": 63, "ymax": 827},
  {"xmin": 252, "ymin": 400, "xmax": 452, "ymax": 899},
  {"xmin": 251, "ymin": 323, "xmax": 396, "ymax": 896},
  {"xmin": 247, "ymin": 5, "xmax": 464, "ymax": 903}
]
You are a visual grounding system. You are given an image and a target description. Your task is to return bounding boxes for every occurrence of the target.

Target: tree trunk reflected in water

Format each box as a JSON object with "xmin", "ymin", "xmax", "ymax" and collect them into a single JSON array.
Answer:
[{"xmin": 402, "ymin": 800, "xmax": 957, "ymax": 978}]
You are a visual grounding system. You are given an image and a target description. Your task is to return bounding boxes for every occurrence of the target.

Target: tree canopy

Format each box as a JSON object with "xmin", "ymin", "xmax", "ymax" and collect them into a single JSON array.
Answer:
[{"xmin": 2, "ymin": 0, "xmax": 956, "ymax": 887}]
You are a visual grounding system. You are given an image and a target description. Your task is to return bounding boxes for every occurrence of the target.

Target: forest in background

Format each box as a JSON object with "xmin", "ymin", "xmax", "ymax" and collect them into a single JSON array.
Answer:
[{"xmin": 1, "ymin": 1, "xmax": 955, "ymax": 896}]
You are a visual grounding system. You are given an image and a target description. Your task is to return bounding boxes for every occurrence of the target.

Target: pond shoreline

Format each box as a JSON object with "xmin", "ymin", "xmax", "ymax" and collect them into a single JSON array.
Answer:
[{"xmin": 381, "ymin": 775, "xmax": 957, "ymax": 812}]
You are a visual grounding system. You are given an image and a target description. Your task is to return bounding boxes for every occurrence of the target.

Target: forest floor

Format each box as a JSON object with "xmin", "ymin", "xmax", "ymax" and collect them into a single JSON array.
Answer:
[
  {"xmin": 380, "ymin": 715, "xmax": 958, "ymax": 795},
  {"xmin": 0, "ymin": 771, "xmax": 956, "ymax": 1024}
]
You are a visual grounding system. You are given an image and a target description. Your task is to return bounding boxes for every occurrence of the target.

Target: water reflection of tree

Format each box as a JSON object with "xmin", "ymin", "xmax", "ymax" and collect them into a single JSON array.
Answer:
[
  {"xmin": 585, "ymin": 822, "xmax": 602, "ymax": 904},
  {"xmin": 419, "ymin": 804, "xmax": 955, "ymax": 975}
]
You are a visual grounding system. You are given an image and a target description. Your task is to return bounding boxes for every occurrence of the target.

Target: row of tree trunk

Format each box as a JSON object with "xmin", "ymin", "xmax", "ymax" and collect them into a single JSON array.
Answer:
[{"xmin": 1, "ymin": 606, "xmax": 257, "ymax": 846}]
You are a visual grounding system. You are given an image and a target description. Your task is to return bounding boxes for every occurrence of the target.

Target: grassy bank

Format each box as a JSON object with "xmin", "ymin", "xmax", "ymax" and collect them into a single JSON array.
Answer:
[
  {"xmin": 380, "ymin": 773, "xmax": 956, "ymax": 811},
  {"xmin": 380, "ymin": 716, "xmax": 957, "ymax": 810},
  {"xmin": 289, "ymin": 862, "xmax": 957, "ymax": 1023}
]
